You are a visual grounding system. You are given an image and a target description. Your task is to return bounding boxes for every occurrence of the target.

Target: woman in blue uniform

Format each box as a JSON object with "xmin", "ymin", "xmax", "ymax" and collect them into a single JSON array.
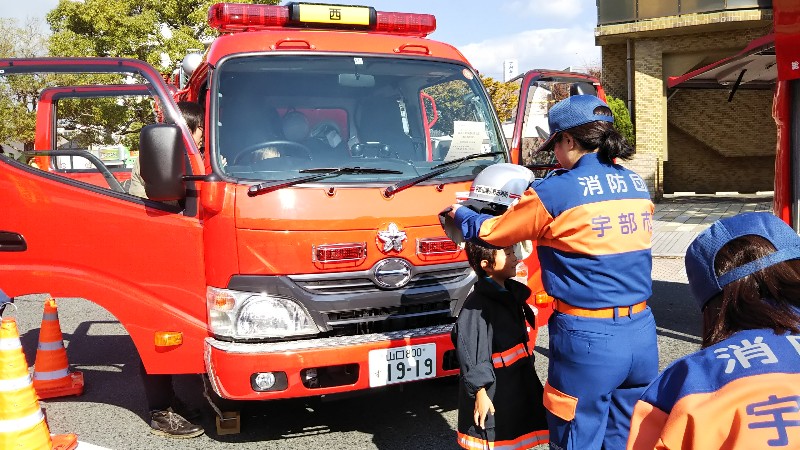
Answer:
[
  {"xmin": 444, "ymin": 95, "xmax": 659, "ymax": 449},
  {"xmin": 628, "ymin": 212, "xmax": 800, "ymax": 449}
]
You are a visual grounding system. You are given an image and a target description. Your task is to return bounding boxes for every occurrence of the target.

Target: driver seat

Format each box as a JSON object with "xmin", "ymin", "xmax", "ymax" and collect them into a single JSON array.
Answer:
[
  {"xmin": 356, "ymin": 97, "xmax": 416, "ymax": 161},
  {"xmin": 218, "ymin": 99, "xmax": 283, "ymax": 165}
]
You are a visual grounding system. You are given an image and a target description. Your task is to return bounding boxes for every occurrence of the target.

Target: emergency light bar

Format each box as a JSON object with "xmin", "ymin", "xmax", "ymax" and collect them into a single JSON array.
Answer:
[{"xmin": 208, "ymin": 2, "xmax": 436, "ymax": 36}]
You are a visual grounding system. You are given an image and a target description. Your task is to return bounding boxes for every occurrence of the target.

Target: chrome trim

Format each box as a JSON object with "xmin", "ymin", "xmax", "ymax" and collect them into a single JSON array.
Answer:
[
  {"xmin": 289, "ymin": 261, "xmax": 469, "ymax": 281},
  {"xmin": 205, "ymin": 324, "xmax": 453, "ymax": 354},
  {"xmin": 204, "ymin": 341, "xmax": 224, "ymax": 397},
  {"xmin": 288, "ymin": 261, "xmax": 471, "ymax": 294},
  {"xmin": 373, "ymin": 258, "xmax": 412, "ymax": 288},
  {"xmin": 327, "ymin": 308, "xmax": 451, "ymax": 326}
]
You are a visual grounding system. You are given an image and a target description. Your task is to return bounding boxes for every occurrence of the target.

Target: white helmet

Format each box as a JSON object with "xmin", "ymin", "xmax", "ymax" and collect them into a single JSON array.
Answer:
[
  {"xmin": 467, "ymin": 163, "xmax": 534, "ymax": 208},
  {"xmin": 439, "ymin": 163, "xmax": 534, "ymax": 245}
]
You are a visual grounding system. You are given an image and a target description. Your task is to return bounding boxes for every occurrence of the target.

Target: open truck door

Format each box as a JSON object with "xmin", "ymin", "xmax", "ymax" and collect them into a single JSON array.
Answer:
[
  {"xmin": 503, "ymin": 70, "xmax": 606, "ymax": 330},
  {"xmin": 0, "ymin": 58, "xmax": 208, "ymax": 373},
  {"xmin": 506, "ymin": 70, "xmax": 605, "ymax": 169}
]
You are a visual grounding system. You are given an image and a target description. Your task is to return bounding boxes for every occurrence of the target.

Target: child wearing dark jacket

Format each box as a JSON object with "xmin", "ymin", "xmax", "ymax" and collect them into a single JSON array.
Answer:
[{"xmin": 455, "ymin": 243, "xmax": 549, "ymax": 449}]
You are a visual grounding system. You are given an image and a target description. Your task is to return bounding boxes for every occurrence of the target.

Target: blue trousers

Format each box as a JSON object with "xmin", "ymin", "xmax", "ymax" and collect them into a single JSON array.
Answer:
[{"xmin": 545, "ymin": 307, "xmax": 658, "ymax": 450}]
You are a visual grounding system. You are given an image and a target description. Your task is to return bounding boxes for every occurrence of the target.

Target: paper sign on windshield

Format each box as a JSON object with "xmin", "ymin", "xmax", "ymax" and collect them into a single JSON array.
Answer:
[{"xmin": 445, "ymin": 121, "xmax": 486, "ymax": 161}]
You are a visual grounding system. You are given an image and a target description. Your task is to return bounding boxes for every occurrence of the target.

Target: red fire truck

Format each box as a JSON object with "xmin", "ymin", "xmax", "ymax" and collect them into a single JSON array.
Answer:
[
  {"xmin": 667, "ymin": 0, "xmax": 799, "ymax": 229},
  {"xmin": 0, "ymin": 2, "xmax": 601, "ymax": 407}
]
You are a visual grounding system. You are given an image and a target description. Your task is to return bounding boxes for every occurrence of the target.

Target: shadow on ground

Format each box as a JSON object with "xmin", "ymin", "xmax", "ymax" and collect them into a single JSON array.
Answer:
[{"xmin": 650, "ymin": 279, "xmax": 702, "ymax": 345}]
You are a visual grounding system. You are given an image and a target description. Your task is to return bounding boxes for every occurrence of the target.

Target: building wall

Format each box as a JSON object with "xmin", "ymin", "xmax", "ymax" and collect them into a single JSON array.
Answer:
[
  {"xmin": 665, "ymin": 125, "xmax": 774, "ymax": 193},
  {"xmin": 601, "ymin": 44, "xmax": 628, "ymax": 102},
  {"xmin": 668, "ymin": 89, "xmax": 775, "ymax": 158},
  {"xmin": 599, "ymin": 20, "xmax": 773, "ymax": 196}
]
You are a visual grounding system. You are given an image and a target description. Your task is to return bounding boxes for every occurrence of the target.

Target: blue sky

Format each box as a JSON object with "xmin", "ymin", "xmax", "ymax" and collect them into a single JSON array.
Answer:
[{"xmin": 2, "ymin": 0, "xmax": 601, "ymax": 78}]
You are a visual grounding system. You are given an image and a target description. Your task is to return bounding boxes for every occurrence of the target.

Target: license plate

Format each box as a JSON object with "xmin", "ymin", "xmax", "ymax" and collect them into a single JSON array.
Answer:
[{"xmin": 368, "ymin": 343, "xmax": 436, "ymax": 387}]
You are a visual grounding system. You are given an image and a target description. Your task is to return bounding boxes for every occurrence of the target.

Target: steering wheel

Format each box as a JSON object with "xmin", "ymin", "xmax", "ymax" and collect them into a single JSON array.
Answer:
[{"xmin": 233, "ymin": 140, "xmax": 312, "ymax": 165}]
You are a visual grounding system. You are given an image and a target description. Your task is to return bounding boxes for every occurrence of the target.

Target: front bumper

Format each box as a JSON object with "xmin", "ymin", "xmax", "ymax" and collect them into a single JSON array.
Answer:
[{"xmin": 204, "ymin": 324, "xmax": 457, "ymax": 400}]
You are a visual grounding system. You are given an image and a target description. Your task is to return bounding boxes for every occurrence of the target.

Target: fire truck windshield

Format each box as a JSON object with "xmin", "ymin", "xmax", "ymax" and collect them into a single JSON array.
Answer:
[{"xmin": 213, "ymin": 55, "xmax": 506, "ymax": 184}]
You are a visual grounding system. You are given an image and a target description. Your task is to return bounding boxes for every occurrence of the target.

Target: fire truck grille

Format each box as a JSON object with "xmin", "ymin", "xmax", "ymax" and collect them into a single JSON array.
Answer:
[
  {"xmin": 324, "ymin": 301, "xmax": 455, "ymax": 336},
  {"xmin": 291, "ymin": 265, "xmax": 471, "ymax": 295}
]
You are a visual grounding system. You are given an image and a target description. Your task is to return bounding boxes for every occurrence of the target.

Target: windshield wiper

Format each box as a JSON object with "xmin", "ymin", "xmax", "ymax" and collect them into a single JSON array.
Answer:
[
  {"xmin": 248, "ymin": 166, "xmax": 403, "ymax": 196},
  {"xmin": 383, "ymin": 151, "xmax": 504, "ymax": 197},
  {"xmin": 430, "ymin": 151, "xmax": 505, "ymax": 170}
]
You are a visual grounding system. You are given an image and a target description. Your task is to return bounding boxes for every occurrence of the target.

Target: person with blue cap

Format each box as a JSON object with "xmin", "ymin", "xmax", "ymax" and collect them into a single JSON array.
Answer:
[
  {"xmin": 627, "ymin": 212, "xmax": 800, "ymax": 450},
  {"xmin": 443, "ymin": 95, "xmax": 658, "ymax": 449}
]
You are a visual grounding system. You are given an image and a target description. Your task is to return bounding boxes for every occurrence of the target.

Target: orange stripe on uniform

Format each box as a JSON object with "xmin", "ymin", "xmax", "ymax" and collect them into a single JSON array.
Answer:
[
  {"xmin": 629, "ymin": 372, "xmax": 800, "ymax": 450},
  {"xmin": 458, "ymin": 429, "xmax": 550, "ymax": 450},
  {"xmin": 478, "ymin": 188, "xmax": 554, "ymax": 247},
  {"xmin": 543, "ymin": 381, "xmax": 578, "ymax": 422},
  {"xmin": 540, "ymin": 198, "xmax": 654, "ymax": 256},
  {"xmin": 491, "ymin": 343, "xmax": 528, "ymax": 368}
]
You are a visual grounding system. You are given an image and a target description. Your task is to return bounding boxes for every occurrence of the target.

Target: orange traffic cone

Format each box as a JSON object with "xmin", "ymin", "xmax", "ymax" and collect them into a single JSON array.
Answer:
[
  {"xmin": 32, "ymin": 298, "xmax": 84, "ymax": 399},
  {"xmin": 0, "ymin": 317, "xmax": 78, "ymax": 450}
]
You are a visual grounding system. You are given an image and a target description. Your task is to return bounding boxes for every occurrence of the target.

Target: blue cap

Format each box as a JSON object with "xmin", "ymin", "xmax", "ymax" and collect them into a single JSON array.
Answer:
[
  {"xmin": 536, "ymin": 95, "xmax": 614, "ymax": 153},
  {"xmin": 685, "ymin": 212, "xmax": 800, "ymax": 310},
  {"xmin": 0, "ymin": 289, "xmax": 10, "ymax": 305}
]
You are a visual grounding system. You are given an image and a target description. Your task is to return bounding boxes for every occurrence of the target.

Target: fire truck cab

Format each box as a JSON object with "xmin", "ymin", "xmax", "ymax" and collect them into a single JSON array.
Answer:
[{"xmin": 0, "ymin": 2, "xmax": 603, "ymax": 404}]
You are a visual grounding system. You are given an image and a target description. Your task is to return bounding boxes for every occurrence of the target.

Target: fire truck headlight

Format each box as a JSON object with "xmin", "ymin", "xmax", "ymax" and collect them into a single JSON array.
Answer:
[
  {"xmin": 207, "ymin": 287, "xmax": 318, "ymax": 339},
  {"xmin": 236, "ymin": 296, "xmax": 317, "ymax": 338}
]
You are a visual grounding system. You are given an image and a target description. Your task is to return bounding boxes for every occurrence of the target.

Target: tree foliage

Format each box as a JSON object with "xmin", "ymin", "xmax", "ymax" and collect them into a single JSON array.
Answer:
[
  {"xmin": 606, "ymin": 95, "xmax": 636, "ymax": 148},
  {"xmin": 480, "ymin": 75, "xmax": 518, "ymax": 123},
  {"xmin": 422, "ymin": 80, "xmax": 471, "ymax": 136},
  {"xmin": 0, "ymin": 18, "xmax": 49, "ymax": 153},
  {"xmin": 40, "ymin": 1, "xmax": 279, "ymax": 154},
  {"xmin": 47, "ymin": 0, "xmax": 279, "ymax": 72}
]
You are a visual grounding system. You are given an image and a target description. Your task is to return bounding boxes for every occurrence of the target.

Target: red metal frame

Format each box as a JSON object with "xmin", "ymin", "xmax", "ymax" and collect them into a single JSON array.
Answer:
[
  {"xmin": 773, "ymin": 80, "xmax": 792, "ymax": 224},
  {"xmin": 420, "ymin": 91, "xmax": 437, "ymax": 161},
  {"xmin": 667, "ymin": 34, "xmax": 775, "ymax": 89}
]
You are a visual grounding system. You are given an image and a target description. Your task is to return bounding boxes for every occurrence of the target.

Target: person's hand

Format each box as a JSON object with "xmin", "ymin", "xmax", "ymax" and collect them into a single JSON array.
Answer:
[
  {"xmin": 473, "ymin": 388, "xmax": 495, "ymax": 429},
  {"xmin": 444, "ymin": 203, "xmax": 461, "ymax": 219}
]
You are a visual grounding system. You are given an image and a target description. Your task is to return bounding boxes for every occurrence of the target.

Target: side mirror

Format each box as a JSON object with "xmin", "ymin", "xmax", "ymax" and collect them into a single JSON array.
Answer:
[{"xmin": 140, "ymin": 123, "xmax": 186, "ymax": 201}]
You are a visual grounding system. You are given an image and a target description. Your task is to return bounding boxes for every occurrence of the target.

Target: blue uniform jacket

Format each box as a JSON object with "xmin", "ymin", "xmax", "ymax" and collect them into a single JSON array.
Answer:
[{"xmin": 454, "ymin": 153, "xmax": 654, "ymax": 308}]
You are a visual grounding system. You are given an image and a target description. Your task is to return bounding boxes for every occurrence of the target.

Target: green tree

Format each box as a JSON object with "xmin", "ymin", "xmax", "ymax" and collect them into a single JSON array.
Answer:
[
  {"xmin": 606, "ymin": 95, "xmax": 635, "ymax": 148},
  {"xmin": 480, "ymin": 75, "xmax": 518, "ymax": 123},
  {"xmin": 43, "ymin": 1, "xmax": 280, "ymax": 153},
  {"xmin": 47, "ymin": 0, "xmax": 279, "ymax": 72},
  {"xmin": 422, "ymin": 80, "xmax": 471, "ymax": 136},
  {"xmin": 0, "ymin": 18, "xmax": 50, "ymax": 154}
]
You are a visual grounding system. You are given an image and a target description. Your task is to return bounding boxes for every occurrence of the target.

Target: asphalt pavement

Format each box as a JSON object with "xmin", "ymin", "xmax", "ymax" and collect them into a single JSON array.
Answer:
[{"xmin": 8, "ymin": 194, "xmax": 771, "ymax": 449}]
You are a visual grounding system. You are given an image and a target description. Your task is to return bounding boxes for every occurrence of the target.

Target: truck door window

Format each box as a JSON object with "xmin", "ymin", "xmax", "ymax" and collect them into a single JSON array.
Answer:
[
  {"xmin": 512, "ymin": 82, "xmax": 555, "ymax": 169},
  {"xmin": 53, "ymin": 94, "xmax": 157, "ymax": 193},
  {"xmin": 1, "ymin": 62, "xmax": 196, "ymax": 208},
  {"xmin": 214, "ymin": 55, "xmax": 506, "ymax": 184}
]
